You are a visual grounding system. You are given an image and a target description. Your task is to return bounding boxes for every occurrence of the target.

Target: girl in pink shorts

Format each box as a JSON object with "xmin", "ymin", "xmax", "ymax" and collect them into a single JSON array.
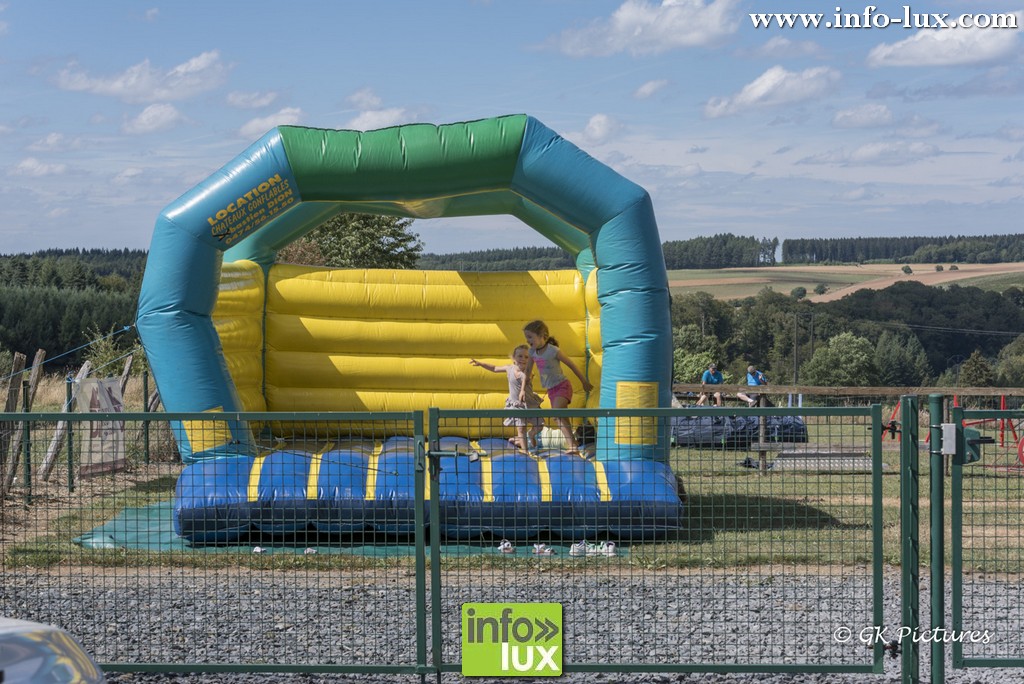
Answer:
[{"xmin": 522, "ymin": 320, "xmax": 594, "ymax": 456}]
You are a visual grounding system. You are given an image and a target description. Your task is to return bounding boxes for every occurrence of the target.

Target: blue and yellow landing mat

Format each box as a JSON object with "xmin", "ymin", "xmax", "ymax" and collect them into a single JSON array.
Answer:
[
  {"xmin": 173, "ymin": 437, "xmax": 685, "ymax": 544},
  {"xmin": 72, "ymin": 501, "xmax": 630, "ymax": 557}
]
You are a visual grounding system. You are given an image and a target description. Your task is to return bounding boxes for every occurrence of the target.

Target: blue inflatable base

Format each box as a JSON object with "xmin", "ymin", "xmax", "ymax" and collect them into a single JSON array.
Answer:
[{"xmin": 174, "ymin": 437, "xmax": 685, "ymax": 545}]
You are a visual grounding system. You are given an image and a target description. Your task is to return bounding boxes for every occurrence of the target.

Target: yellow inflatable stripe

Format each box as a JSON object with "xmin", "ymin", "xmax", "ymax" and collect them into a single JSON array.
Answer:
[
  {"xmin": 248, "ymin": 455, "xmax": 268, "ymax": 503},
  {"xmin": 592, "ymin": 460, "xmax": 612, "ymax": 502},
  {"xmin": 364, "ymin": 451, "xmax": 380, "ymax": 501},
  {"xmin": 481, "ymin": 457, "xmax": 494, "ymax": 503},
  {"xmin": 536, "ymin": 459, "xmax": 552, "ymax": 502},
  {"xmin": 306, "ymin": 443, "xmax": 333, "ymax": 500},
  {"xmin": 424, "ymin": 462, "xmax": 431, "ymax": 502}
]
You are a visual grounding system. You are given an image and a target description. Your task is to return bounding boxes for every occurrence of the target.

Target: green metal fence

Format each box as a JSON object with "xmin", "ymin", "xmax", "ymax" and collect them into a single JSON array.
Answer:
[
  {"xmin": 951, "ymin": 405, "xmax": 1024, "ymax": 671},
  {"xmin": 0, "ymin": 402, "xmax": 972, "ymax": 681}
]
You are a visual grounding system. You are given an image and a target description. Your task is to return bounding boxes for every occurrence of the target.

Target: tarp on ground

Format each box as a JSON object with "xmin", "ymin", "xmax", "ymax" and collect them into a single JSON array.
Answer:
[{"xmin": 671, "ymin": 414, "xmax": 807, "ymax": 449}]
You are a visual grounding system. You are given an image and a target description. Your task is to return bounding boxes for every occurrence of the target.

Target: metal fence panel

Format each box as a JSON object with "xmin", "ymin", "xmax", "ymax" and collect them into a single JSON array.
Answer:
[
  {"xmin": 0, "ymin": 411, "xmax": 427, "ymax": 676},
  {"xmin": 952, "ymin": 407, "xmax": 1024, "ymax": 669},
  {"xmin": 430, "ymin": 406, "xmax": 884, "ymax": 676}
]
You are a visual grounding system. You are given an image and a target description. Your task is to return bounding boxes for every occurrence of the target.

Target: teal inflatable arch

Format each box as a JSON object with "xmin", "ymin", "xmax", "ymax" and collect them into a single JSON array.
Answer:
[{"xmin": 137, "ymin": 114, "xmax": 672, "ymax": 459}]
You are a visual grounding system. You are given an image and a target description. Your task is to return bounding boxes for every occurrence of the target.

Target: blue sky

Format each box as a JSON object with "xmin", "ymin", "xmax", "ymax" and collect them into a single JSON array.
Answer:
[{"xmin": 1, "ymin": 1, "xmax": 1021, "ymax": 257}]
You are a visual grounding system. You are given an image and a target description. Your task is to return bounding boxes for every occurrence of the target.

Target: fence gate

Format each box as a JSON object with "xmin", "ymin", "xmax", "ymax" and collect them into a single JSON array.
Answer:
[
  {"xmin": 427, "ymin": 405, "xmax": 888, "ymax": 680},
  {"xmin": 950, "ymin": 404, "xmax": 1024, "ymax": 675}
]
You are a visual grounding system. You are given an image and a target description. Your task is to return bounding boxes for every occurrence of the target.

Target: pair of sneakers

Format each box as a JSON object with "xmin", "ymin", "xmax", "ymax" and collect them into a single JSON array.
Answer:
[
  {"xmin": 497, "ymin": 540, "xmax": 558, "ymax": 556},
  {"xmin": 568, "ymin": 540, "xmax": 617, "ymax": 557}
]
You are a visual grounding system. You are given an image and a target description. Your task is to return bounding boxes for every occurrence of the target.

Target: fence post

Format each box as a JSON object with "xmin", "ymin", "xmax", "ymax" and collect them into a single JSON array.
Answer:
[
  {"xmin": 428, "ymin": 407, "xmax": 443, "ymax": 677},
  {"xmin": 21, "ymin": 381, "xmax": 31, "ymax": 506},
  {"xmin": 928, "ymin": 393, "xmax": 946, "ymax": 684},
  {"xmin": 900, "ymin": 394, "xmax": 920, "ymax": 684},
  {"xmin": 66, "ymin": 375, "xmax": 75, "ymax": 493},
  {"xmin": 143, "ymin": 370, "xmax": 151, "ymax": 465}
]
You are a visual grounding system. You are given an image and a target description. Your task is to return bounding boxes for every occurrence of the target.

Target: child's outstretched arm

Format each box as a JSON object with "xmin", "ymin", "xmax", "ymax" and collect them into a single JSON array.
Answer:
[
  {"xmin": 470, "ymin": 359, "xmax": 505, "ymax": 373},
  {"xmin": 556, "ymin": 349, "xmax": 594, "ymax": 393}
]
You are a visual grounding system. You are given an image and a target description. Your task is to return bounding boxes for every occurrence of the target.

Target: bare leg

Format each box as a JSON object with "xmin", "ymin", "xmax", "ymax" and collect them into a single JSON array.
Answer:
[{"xmin": 550, "ymin": 396, "xmax": 580, "ymax": 454}]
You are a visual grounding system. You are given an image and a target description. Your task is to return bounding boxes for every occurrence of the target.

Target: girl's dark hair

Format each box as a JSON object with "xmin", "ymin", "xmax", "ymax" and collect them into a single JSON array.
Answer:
[{"xmin": 523, "ymin": 320, "xmax": 558, "ymax": 348}]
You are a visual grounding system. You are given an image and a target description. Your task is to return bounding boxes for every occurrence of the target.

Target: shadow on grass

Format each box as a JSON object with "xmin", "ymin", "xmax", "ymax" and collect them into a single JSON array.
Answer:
[{"xmin": 676, "ymin": 492, "xmax": 867, "ymax": 543}]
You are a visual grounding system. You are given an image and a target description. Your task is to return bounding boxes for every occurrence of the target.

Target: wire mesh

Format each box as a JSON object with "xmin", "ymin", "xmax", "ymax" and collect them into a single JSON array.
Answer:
[
  {"xmin": 954, "ymin": 409, "xmax": 1024, "ymax": 664},
  {"xmin": 0, "ymin": 412, "xmax": 424, "ymax": 672},
  {"xmin": 431, "ymin": 406, "xmax": 881, "ymax": 673}
]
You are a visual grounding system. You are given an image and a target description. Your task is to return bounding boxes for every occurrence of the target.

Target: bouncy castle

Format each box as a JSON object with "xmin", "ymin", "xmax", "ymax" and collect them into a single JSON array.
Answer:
[{"xmin": 136, "ymin": 115, "xmax": 683, "ymax": 542}]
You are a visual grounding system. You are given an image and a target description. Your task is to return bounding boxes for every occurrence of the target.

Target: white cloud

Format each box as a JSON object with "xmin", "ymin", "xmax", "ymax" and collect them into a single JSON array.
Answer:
[
  {"xmin": 704, "ymin": 65, "xmax": 840, "ymax": 118},
  {"xmin": 56, "ymin": 50, "xmax": 229, "ymax": 103},
  {"xmin": 342, "ymin": 89, "xmax": 411, "ymax": 130},
  {"xmin": 144, "ymin": 8, "xmax": 159, "ymax": 22},
  {"xmin": 553, "ymin": 0, "xmax": 738, "ymax": 56},
  {"xmin": 832, "ymin": 103, "xmax": 893, "ymax": 128},
  {"xmin": 894, "ymin": 115, "xmax": 943, "ymax": 138},
  {"xmin": 991, "ymin": 174, "xmax": 1024, "ymax": 187},
  {"xmin": 634, "ymin": 79, "xmax": 669, "ymax": 99},
  {"xmin": 798, "ymin": 141, "xmax": 940, "ymax": 166},
  {"xmin": 346, "ymin": 108, "xmax": 409, "ymax": 131},
  {"xmin": 754, "ymin": 36, "xmax": 823, "ymax": 59},
  {"xmin": 9, "ymin": 157, "xmax": 68, "ymax": 176},
  {"xmin": 27, "ymin": 132, "xmax": 82, "ymax": 152},
  {"xmin": 239, "ymin": 107, "xmax": 303, "ymax": 139},
  {"xmin": 1003, "ymin": 147, "xmax": 1024, "ymax": 163},
  {"xmin": 121, "ymin": 103, "xmax": 186, "ymax": 134},
  {"xmin": 868, "ymin": 15, "xmax": 1023, "ymax": 67},
  {"xmin": 113, "ymin": 168, "xmax": 144, "ymax": 185},
  {"xmin": 227, "ymin": 91, "xmax": 279, "ymax": 109},
  {"xmin": 995, "ymin": 125, "xmax": 1024, "ymax": 142},
  {"xmin": 348, "ymin": 88, "xmax": 383, "ymax": 109},
  {"xmin": 834, "ymin": 185, "xmax": 882, "ymax": 201},
  {"xmin": 46, "ymin": 208, "xmax": 70, "ymax": 219},
  {"xmin": 582, "ymin": 114, "xmax": 621, "ymax": 144}
]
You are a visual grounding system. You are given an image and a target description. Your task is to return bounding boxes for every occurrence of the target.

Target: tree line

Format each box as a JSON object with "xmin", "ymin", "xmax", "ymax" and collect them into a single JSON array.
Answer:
[
  {"xmin": 0, "ymin": 249, "xmax": 146, "ymax": 292},
  {"xmin": 782, "ymin": 234, "xmax": 1024, "ymax": 264},
  {"xmin": 672, "ymin": 281, "xmax": 1024, "ymax": 390},
  {"xmin": 5, "ymin": 223, "xmax": 1024, "ymax": 382}
]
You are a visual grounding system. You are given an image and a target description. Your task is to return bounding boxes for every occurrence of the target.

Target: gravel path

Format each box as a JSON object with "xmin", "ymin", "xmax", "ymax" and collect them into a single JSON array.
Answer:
[{"xmin": 3, "ymin": 567, "xmax": 1021, "ymax": 684}]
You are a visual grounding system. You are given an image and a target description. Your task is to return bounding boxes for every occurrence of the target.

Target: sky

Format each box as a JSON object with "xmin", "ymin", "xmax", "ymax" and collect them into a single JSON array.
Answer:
[{"xmin": 1, "ymin": 0, "xmax": 1022, "ymax": 257}]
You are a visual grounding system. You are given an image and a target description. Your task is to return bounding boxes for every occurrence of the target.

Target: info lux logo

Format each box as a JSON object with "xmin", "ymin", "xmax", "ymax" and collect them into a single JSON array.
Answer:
[{"xmin": 462, "ymin": 603, "xmax": 563, "ymax": 677}]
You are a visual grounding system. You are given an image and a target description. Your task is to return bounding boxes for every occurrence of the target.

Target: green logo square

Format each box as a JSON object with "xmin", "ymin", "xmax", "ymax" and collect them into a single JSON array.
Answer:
[{"xmin": 462, "ymin": 602, "xmax": 563, "ymax": 677}]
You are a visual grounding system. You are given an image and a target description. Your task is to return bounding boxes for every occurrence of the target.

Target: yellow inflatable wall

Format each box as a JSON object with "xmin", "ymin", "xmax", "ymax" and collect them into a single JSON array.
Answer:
[{"xmin": 212, "ymin": 262, "xmax": 602, "ymax": 437}]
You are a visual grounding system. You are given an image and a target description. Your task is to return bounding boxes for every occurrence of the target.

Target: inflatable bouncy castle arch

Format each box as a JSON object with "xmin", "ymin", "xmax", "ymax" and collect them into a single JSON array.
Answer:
[{"xmin": 137, "ymin": 115, "xmax": 681, "ymax": 542}]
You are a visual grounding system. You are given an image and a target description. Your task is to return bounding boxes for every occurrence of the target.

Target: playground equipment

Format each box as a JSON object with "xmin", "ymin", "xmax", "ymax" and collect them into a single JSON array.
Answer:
[{"xmin": 137, "ymin": 115, "xmax": 682, "ymax": 542}]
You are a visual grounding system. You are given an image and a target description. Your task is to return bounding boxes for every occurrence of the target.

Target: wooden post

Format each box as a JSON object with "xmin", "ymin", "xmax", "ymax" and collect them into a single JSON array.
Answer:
[
  {"xmin": 2, "ymin": 350, "xmax": 47, "ymax": 493},
  {"xmin": 119, "ymin": 355, "xmax": 133, "ymax": 396},
  {"xmin": 757, "ymin": 394, "xmax": 768, "ymax": 473},
  {"xmin": 0, "ymin": 352, "xmax": 28, "ymax": 498},
  {"xmin": 39, "ymin": 361, "xmax": 92, "ymax": 482}
]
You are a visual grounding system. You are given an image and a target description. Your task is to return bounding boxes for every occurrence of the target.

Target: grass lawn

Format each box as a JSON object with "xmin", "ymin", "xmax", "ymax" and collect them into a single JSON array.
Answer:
[{"xmin": 3, "ymin": 413, "xmax": 1021, "ymax": 574}]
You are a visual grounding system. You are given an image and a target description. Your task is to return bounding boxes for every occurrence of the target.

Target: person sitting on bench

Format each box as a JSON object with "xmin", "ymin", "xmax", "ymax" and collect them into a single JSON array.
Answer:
[{"xmin": 696, "ymin": 363, "xmax": 723, "ymax": 406}]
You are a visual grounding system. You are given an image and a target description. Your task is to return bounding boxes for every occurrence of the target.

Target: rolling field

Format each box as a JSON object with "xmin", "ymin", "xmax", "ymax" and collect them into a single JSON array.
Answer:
[{"xmin": 667, "ymin": 262, "xmax": 1024, "ymax": 301}]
